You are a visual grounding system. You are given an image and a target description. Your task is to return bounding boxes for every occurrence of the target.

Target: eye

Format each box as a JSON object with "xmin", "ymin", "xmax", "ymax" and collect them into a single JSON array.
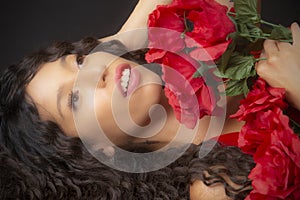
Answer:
[
  {"xmin": 76, "ymin": 54, "xmax": 85, "ymax": 69},
  {"xmin": 67, "ymin": 90, "xmax": 80, "ymax": 110}
]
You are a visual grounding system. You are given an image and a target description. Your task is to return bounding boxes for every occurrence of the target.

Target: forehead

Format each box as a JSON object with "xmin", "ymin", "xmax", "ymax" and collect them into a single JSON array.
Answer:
[
  {"xmin": 24, "ymin": 52, "xmax": 121, "ymax": 119},
  {"xmin": 25, "ymin": 58, "xmax": 66, "ymax": 120}
]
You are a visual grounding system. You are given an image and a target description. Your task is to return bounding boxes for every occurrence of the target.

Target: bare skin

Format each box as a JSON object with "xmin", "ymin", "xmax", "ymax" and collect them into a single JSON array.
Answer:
[
  {"xmin": 256, "ymin": 22, "xmax": 300, "ymax": 110},
  {"xmin": 25, "ymin": 1, "xmax": 253, "ymax": 200}
]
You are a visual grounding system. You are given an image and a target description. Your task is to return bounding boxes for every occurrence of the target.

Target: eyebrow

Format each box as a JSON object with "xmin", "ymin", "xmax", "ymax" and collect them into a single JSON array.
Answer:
[
  {"xmin": 57, "ymin": 84, "xmax": 65, "ymax": 119},
  {"xmin": 56, "ymin": 56, "xmax": 67, "ymax": 119}
]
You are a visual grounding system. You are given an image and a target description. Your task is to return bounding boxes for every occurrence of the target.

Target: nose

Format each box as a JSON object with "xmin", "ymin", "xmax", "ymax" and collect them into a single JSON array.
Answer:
[
  {"xmin": 79, "ymin": 52, "xmax": 114, "ymax": 88},
  {"xmin": 97, "ymin": 68, "xmax": 107, "ymax": 88},
  {"xmin": 59, "ymin": 54, "xmax": 82, "ymax": 79}
]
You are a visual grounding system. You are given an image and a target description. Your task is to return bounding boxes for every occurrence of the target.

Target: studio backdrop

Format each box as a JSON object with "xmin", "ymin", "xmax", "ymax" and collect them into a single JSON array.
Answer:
[{"xmin": 0, "ymin": 0, "xmax": 299, "ymax": 72}]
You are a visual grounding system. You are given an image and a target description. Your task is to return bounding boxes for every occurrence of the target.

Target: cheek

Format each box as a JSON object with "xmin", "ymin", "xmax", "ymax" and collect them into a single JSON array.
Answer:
[
  {"xmin": 59, "ymin": 117, "xmax": 79, "ymax": 137},
  {"xmin": 94, "ymin": 96, "xmax": 121, "ymax": 139},
  {"xmin": 94, "ymin": 91, "xmax": 138, "ymax": 146}
]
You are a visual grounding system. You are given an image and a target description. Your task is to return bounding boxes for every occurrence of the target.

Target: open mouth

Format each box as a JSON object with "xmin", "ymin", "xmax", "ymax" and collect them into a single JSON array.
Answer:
[
  {"xmin": 120, "ymin": 68, "xmax": 131, "ymax": 94},
  {"xmin": 115, "ymin": 63, "xmax": 140, "ymax": 97}
]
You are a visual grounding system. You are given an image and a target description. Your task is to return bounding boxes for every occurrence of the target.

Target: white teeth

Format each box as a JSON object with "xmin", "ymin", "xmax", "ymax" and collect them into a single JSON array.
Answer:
[
  {"xmin": 123, "ymin": 69, "xmax": 130, "ymax": 76},
  {"xmin": 121, "ymin": 75, "xmax": 129, "ymax": 82},
  {"xmin": 121, "ymin": 68, "xmax": 131, "ymax": 93}
]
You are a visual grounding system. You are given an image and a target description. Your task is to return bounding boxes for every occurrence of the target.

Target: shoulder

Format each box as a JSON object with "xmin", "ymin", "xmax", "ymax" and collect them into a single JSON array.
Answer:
[{"xmin": 189, "ymin": 180, "xmax": 231, "ymax": 200}]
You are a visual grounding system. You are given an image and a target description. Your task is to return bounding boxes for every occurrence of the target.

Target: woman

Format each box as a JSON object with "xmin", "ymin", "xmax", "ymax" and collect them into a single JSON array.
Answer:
[
  {"xmin": 23, "ymin": 0, "xmax": 236, "ymax": 163},
  {"xmin": 0, "ymin": 34, "xmax": 252, "ymax": 200},
  {"xmin": 0, "ymin": 0, "xmax": 299, "ymax": 199}
]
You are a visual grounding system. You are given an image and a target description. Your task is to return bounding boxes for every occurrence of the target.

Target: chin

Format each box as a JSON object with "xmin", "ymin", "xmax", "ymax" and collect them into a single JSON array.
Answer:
[{"xmin": 129, "ymin": 83, "xmax": 163, "ymax": 126}]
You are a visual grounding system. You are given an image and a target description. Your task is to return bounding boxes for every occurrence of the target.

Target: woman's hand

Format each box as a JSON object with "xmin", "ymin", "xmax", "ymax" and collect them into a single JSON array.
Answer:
[{"xmin": 256, "ymin": 22, "xmax": 300, "ymax": 110}]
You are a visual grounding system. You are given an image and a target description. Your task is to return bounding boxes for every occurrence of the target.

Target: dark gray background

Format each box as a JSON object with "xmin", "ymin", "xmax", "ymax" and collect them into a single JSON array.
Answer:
[{"xmin": 0, "ymin": 0, "xmax": 299, "ymax": 72}]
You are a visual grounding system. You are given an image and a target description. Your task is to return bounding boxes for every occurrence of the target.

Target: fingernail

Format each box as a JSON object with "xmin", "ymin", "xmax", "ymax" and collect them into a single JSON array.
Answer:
[
  {"xmin": 103, "ymin": 146, "xmax": 115, "ymax": 158},
  {"xmin": 292, "ymin": 22, "xmax": 299, "ymax": 28}
]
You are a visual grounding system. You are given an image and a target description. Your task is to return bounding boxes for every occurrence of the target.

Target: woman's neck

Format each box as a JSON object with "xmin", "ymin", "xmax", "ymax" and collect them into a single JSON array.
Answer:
[
  {"xmin": 137, "ymin": 91, "xmax": 200, "ymax": 149},
  {"xmin": 135, "ymin": 92, "xmax": 245, "ymax": 149}
]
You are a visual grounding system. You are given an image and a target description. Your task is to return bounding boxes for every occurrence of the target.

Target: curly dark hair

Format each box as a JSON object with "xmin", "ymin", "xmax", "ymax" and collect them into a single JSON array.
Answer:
[{"xmin": 0, "ymin": 37, "xmax": 255, "ymax": 199}]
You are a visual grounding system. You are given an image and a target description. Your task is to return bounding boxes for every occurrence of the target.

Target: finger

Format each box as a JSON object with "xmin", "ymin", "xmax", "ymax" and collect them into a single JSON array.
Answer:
[
  {"xmin": 254, "ymin": 50, "xmax": 266, "ymax": 71},
  {"xmin": 276, "ymin": 40, "xmax": 292, "ymax": 50},
  {"xmin": 291, "ymin": 22, "xmax": 300, "ymax": 47},
  {"xmin": 102, "ymin": 146, "xmax": 115, "ymax": 158},
  {"xmin": 263, "ymin": 39, "xmax": 279, "ymax": 57},
  {"xmin": 259, "ymin": 49, "xmax": 266, "ymax": 58},
  {"xmin": 255, "ymin": 50, "xmax": 267, "ymax": 72},
  {"xmin": 255, "ymin": 59, "xmax": 268, "ymax": 77}
]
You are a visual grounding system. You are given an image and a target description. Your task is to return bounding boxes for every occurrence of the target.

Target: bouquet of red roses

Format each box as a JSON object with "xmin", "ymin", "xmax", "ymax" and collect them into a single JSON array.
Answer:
[
  {"xmin": 146, "ymin": 0, "xmax": 300, "ymax": 199},
  {"xmin": 231, "ymin": 78, "xmax": 300, "ymax": 199},
  {"xmin": 146, "ymin": 0, "xmax": 235, "ymax": 128}
]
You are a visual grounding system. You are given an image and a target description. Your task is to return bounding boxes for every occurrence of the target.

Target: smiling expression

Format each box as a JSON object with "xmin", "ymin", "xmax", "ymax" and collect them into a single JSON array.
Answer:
[{"xmin": 26, "ymin": 52, "xmax": 163, "ymax": 146}]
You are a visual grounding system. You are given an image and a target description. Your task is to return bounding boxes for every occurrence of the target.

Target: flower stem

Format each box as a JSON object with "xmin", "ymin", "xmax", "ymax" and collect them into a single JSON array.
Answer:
[
  {"xmin": 239, "ymin": 33, "xmax": 268, "ymax": 40},
  {"xmin": 263, "ymin": 33, "xmax": 271, "ymax": 37},
  {"xmin": 239, "ymin": 33, "xmax": 292, "ymax": 43},
  {"xmin": 181, "ymin": 11, "xmax": 188, "ymax": 38},
  {"xmin": 227, "ymin": 11, "xmax": 236, "ymax": 16},
  {"xmin": 260, "ymin": 20, "xmax": 281, "ymax": 28},
  {"xmin": 255, "ymin": 57, "xmax": 267, "ymax": 62}
]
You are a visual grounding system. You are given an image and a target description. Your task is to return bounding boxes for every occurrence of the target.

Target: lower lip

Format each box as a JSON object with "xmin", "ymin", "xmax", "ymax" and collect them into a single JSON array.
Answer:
[{"xmin": 115, "ymin": 64, "xmax": 140, "ymax": 97}]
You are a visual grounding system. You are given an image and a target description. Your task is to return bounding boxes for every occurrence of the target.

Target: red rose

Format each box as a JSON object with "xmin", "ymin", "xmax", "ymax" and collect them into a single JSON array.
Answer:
[
  {"xmin": 250, "ymin": 50, "xmax": 262, "ymax": 59},
  {"xmin": 246, "ymin": 192, "xmax": 300, "ymax": 200},
  {"xmin": 164, "ymin": 87, "xmax": 200, "ymax": 129},
  {"xmin": 146, "ymin": 0, "xmax": 231, "ymax": 127},
  {"xmin": 245, "ymin": 193, "xmax": 277, "ymax": 200},
  {"xmin": 231, "ymin": 78, "xmax": 287, "ymax": 121},
  {"xmin": 238, "ymin": 107, "xmax": 292, "ymax": 155},
  {"xmin": 146, "ymin": 0, "xmax": 235, "ymax": 62},
  {"xmin": 160, "ymin": 52, "xmax": 219, "ymax": 128},
  {"xmin": 248, "ymin": 130, "xmax": 300, "ymax": 199},
  {"xmin": 231, "ymin": 78, "xmax": 300, "ymax": 199},
  {"xmin": 147, "ymin": 9, "xmax": 185, "ymax": 54}
]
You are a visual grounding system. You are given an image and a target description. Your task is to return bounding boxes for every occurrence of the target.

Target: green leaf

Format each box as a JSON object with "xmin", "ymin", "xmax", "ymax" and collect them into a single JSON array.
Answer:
[
  {"xmin": 227, "ymin": 13, "xmax": 238, "ymax": 29},
  {"xmin": 186, "ymin": 19, "xmax": 194, "ymax": 32},
  {"xmin": 249, "ymin": 66, "xmax": 257, "ymax": 77},
  {"xmin": 183, "ymin": 11, "xmax": 194, "ymax": 32},
  {"xmin": 290, "ymin": 118, "xmax": 300, "ymax": 138},
  {"xmin": 217, "ymin": 33, "xmax": 237, "ymax": 73},
  {"xmin": 238, "ymin": 23, "xmax": 264, "ymax": 43},
  {"xmin": 225, "ymin": 79, "xmax": 248, "ymax": 96},
  {"xmin": 234, "ymin": 0, "xmax": 260, "ymax": 23},
  {"xmin": 242, "ymin": 77, "xmax": 250, "ymax": 96},
  {"xmin": 193, "ymin": 70, "xmax": 201, "ymax": 78},
  {"xmin": 216, "ymin": 53, "xmax": 256, "ymax": 80},
  {"xmin": 233, "ymin": 0, "xmax": 263, "ymax": 43},
  {"xmin": 269, "ymin": 25, "xmax": 292, "ymax": 41}
]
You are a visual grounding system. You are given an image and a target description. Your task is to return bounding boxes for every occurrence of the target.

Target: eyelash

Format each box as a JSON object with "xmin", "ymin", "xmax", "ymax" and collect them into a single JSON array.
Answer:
[
  {"xmin": 76, "ymin": 54, "xmax": 85, "ymax": 69},
  {"xmin": 67, "ymin": 54, "xmax": 84, "ymax": 110},
  {"xmin": 67, "ymin": 90, "xmax": 80, "ymax": 110}
]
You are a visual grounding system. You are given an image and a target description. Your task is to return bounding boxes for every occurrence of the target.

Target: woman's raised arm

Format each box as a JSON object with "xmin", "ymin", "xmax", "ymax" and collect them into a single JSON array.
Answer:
[
  {"xmin": 99, "ymin": 0, "xmax": 234, "ymax": 50},
  {"xmin": 99, "ymin": 0, "xmax": 172, "ymax": 50}
]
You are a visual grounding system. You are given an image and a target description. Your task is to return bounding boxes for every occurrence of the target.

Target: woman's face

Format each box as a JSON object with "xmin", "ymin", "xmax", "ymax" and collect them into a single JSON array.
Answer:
[{"xmin": 26, "ymin": 52, "xmax": 162, "ymax": 146}]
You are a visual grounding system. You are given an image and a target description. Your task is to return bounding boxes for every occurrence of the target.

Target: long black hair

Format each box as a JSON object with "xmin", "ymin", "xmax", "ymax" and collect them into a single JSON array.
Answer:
[{"xmin": 0, "ymin": 37, "xmax": 255, "ymax": 199}]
